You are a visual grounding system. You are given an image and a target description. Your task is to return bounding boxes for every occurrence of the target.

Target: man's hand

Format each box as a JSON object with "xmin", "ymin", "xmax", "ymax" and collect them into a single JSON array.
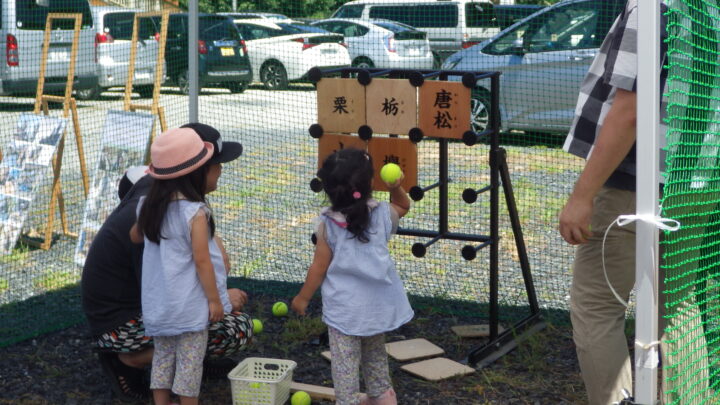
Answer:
[
  {"xmin": 228, "ymin": 288, "xmax": 248, "ymax": 312},
  {"xmin": 208, "ymin": 299, "xmax": 224, "ymax": 323},
  {"xmin": 559, "ymin": 195, "xmax": 594, "ymax": 245}
]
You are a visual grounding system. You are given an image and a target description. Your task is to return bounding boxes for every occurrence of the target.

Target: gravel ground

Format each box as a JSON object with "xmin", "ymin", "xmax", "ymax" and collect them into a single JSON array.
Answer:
[{"xmin": 0, "ymin": 288, "xmax": 588, "ymax": 405}]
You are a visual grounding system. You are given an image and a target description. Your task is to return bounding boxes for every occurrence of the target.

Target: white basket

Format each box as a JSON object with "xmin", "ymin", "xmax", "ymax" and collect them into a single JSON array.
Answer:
[{"xmin": 228, "ymin": 357, "xmax": 297, "ymax": 405}]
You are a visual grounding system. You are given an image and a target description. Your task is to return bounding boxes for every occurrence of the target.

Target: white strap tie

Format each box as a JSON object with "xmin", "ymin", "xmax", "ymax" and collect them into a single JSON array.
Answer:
[
  {"xmin": 601, "ymin": 214, "xmax": 680, "ymax": 308},
  {"xmin": 634, "ymin": 340, "xmax": 663, "ymax": 370}
]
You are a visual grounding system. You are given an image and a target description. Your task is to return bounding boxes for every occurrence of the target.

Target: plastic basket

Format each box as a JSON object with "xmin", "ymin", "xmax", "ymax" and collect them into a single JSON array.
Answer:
[{"xmin": 228, "ymin": 357, "xmax": 297, "ymax": 405}]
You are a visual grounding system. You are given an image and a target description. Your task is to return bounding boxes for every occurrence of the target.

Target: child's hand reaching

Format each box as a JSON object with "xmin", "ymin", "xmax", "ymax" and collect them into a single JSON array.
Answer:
[
  {"xmin": 383, "ymin": 172, "xmax": 405, "ymax": 190},
  {"xmin": 208, "ymin": 299, "xmax": 224, "ymax": 323},
  {"xmin": 291, "ymin": 295, "xmax": 309, "ymax": 316}
]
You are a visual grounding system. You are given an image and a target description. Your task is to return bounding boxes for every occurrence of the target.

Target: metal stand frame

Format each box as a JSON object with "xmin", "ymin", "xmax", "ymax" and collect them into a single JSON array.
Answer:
[{"xmin": 309, "ymin": 67, "xmax": 545, "ymax": 368}]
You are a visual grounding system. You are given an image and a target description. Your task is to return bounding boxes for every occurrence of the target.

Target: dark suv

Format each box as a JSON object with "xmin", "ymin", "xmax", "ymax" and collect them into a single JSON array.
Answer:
[{"xmin": 163, "ymin": 13, "xmax": 252, "ymax": 94}]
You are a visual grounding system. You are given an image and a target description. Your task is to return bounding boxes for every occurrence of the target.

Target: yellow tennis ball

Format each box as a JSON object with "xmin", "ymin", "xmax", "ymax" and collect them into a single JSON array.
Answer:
[
  {"xmin": 380, "ymin": 163, "xmax": 402, "ymax": 184},
  {"xmin": 252, "ymin": 319, "xmax": 263, "ymax": 334},
  {"xmin": 291, "ymin": 391, "xmax": 312, "ymax": 405},
  {"xmin": 272, "ymin": 302, "xmax": 288, "ymax": 317}
]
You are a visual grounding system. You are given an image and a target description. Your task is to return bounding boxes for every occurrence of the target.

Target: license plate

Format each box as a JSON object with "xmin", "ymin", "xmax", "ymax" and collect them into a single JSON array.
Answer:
[
  {"xmin": 221, "ymin": 47, "xmax": 235, "ymax": 56},
  {"xmin": 48, "ymin": 50, "xmax": 69, "ymax": 62}
]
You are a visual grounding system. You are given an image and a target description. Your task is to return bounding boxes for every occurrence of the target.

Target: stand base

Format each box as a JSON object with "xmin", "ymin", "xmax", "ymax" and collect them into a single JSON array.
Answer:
[{"xmin": 465, "ymin": 313, "xmax": 546, "ymax": 368}]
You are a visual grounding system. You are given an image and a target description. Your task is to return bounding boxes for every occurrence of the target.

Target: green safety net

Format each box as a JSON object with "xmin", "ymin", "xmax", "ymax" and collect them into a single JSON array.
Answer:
[
  {"xmin": 662, "ymin": 0, "xmax": 720, "ymax": 403},
  {"xmin": 0, "ymin": 0, "xmax": 630, "ymax": 348}
]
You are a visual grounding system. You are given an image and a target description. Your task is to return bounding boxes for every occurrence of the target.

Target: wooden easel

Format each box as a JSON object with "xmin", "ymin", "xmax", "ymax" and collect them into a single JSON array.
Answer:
[
  {"xmin": 28, "ymin": 13, "xmax": 90, "ymax": 250},
  {"xmin": 124, "ymin": 10, "xmax": 169, "ymax": 162}
]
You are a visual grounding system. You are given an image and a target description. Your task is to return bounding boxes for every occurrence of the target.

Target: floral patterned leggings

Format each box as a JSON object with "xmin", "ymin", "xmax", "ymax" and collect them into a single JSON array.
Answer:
[
  {"xmin": 151, "ymin": 330, "xmax": 208, "ymax": 397},
  {"xmin": 328, "ymin": 326, "xmax": 393, "ymax": 405}
]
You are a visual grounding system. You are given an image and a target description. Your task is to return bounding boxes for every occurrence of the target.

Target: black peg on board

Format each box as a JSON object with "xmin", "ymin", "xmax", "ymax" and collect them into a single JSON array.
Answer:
[
  {"xmin": 358, "ymin": 125, "xmax": 373, "ymax": 141},
  {"xmin": 308, "ymin": 67, "xmax": 323, "ymax": 83},
  {"xmin": 409, "ymin": 182, "xmax": 441, "ymax": 202},
  {"xmin": 310, "ymin": 178, "xmax": 323, "ymax": 193},
  {"xmin": 462, "ymin": 185, "xmax": 492, "ymax": 204},
  {"xmin": 411, "ymin": 234, "xmax": 443, "ymax": 258},
  {"xmin": 461, "ymin": 241, "xmax": 492, "ymax": 261},
  {"xmin": 409, "ymin": 127, "xmax": 423, "ymax": 143},
  {"xmin": 309, "ymin": 124, "xmax": 324, "ymax": 139}
]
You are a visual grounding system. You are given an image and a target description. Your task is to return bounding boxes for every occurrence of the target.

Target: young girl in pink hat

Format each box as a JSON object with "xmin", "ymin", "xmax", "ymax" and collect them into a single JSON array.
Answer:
[{"xmin": 130, "ymin": 126, "xmax": 241, "ymax": 405}]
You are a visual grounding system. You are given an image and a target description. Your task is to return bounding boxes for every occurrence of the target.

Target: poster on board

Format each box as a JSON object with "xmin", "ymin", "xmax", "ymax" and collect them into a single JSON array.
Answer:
[
  {"xmin": 74, "ymin": 110, "xmax": 154, "ymax": 266},
  {"xmin": 0, "ymin": 113, "xmax": 66, "ymax": 254}
]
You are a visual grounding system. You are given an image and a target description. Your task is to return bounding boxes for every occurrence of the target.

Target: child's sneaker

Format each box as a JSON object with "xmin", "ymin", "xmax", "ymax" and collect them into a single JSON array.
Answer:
[{"xmin": 359, "ymin": 388, "xmax": 397, "ymax": 405}]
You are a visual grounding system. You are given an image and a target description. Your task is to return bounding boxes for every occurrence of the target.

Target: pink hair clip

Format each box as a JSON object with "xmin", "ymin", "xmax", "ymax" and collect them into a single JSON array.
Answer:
[{"xmin": 352, "ymin": 191, "xmax": 362, "ymax": 199}]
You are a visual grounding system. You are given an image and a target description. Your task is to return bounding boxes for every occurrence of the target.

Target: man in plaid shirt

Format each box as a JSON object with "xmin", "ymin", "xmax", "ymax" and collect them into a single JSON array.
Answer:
[{"xmin": 559, "ymin": 1, "xmax": 674, "ymax": 403}]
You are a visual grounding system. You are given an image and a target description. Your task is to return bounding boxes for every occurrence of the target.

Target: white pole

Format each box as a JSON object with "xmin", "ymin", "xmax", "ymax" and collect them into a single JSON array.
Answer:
[
  {"xmin": 636, "ymin": 0, "xmax": 661, "ymax": 403},
  {"xmin": 188, "ymin": 0, "xmax": 199, "ymax": 123}
]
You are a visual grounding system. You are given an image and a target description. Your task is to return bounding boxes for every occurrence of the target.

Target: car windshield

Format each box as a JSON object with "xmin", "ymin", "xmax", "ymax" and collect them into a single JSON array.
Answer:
[
  {"xmin": 16, "ymin": 0, "xmax": 93, "ymax": 30},
  {"xmin": 277, "ymin": 23, "xmax": 329, "ymax": 34},
  {"xmin": 235, "ymin": 23, "xmax": 284, "ymax": 40}
]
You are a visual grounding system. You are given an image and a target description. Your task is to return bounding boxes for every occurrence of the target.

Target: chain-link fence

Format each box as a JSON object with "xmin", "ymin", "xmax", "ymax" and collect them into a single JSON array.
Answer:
[{"xmin": 0, "ymin": 0, "xmax": 636, "ymax": 348}]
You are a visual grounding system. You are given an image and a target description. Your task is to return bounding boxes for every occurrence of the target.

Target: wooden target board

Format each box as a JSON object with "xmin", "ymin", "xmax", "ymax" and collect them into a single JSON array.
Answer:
[
  {"xmin": 317, "ymin": 133, "xmax": 367, "ymax": 169},
  {"xmin": 418, "ymin": 81, "xmax": 471, "ymax": 139},
  {"xmin": 368, "ymin": 137, "xmax": 417, "ymax": 192},
  {"xmin": 316, "ymin": 78, "xmax": 366, "ymax": 133},
  {"xmin": 366, "ymin": 79, "xmax": 417, "ymax": 135}
]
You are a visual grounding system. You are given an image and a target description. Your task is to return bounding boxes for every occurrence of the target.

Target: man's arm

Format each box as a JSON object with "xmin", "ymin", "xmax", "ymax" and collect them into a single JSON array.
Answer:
[{"xmin": 559, "ymin": 88, "xmax": 637, "ymax": 245}]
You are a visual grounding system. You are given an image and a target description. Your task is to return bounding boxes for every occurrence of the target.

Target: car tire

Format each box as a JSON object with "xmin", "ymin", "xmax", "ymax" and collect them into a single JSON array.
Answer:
[
  {"xmin": 352, "ymin": 57, "xmax": 374, "ymax": 69},
  {"xmin": 471, "ymin": 88, "xmax": 493, "ymax": 133},
  {"xmin": 135, "ymin": 85, "xmax": 154, "ymax": 99},
  {"xmin": 260, "ymin": 62, "xmax": 288, "ymax": 90},
  {"xmin": 227, "ymin": 82, "xmax": 247, "ymax": 94},
  {"xmin": 75, "ymin": 84, "xmax": 101, "ymax": 101}
]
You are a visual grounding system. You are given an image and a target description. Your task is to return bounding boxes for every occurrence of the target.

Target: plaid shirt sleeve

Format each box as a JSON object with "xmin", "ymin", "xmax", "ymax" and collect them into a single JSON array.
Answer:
[{"xmin": 602, "ymin": 4, "xmax": 638, "ymax": 92}]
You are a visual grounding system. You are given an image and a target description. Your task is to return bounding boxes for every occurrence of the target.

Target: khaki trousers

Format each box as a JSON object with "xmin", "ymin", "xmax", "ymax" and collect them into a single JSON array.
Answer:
[{"xmin": 571, "ymin": 186, "xmax": 711, "ymax": 405}]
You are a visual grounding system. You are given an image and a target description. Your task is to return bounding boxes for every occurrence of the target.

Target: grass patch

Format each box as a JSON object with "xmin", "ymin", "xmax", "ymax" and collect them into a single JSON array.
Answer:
[{"xmin": 32, "ymin": 271, "xmax": 77, "ymax": 291}]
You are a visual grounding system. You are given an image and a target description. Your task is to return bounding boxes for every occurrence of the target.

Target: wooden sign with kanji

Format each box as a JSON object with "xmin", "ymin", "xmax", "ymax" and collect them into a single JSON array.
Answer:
[
  {"xmin": 366, "ymin": 79, "xmax": 417, "ymax": 135},
  {"xmin": 418, "ymin": 81, "xmax": 471, "ymax": 139},
  {"xmin": 317, "ymin": 78, "xmax": 366, "ymax": 133},
  {"xmin": 318, "ymin": 133, "xmax": 367, "ymax": 169},
  {"xmin": 368, "ymin": 136, "xmax": 417, "ymax": 192}
]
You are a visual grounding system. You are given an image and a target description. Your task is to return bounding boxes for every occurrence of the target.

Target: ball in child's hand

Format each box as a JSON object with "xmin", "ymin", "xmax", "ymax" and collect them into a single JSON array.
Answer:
[
  {"xmin": 380, "ymin": 163, "xmax": 402, "ymax": 184},
  {"xmin": 272, "ymin": 302, "xmax": 288, "ymax": 317},
  {"xmin": 291, "ymin": 391, "xmax": 312, "ymax": 405},
  {"xmin": 252, "ymin": 319, "xmax": 263, "ymax": 334}
]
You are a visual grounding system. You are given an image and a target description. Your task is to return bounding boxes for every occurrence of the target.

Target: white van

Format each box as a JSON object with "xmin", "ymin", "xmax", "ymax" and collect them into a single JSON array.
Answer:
[
  {"xmin": 0, "ymin": 0, "xmax": 98, "ymax": 96},
  {"xmin": 331, "ymin": 0, "xmax": 497, "ymax": 65}
]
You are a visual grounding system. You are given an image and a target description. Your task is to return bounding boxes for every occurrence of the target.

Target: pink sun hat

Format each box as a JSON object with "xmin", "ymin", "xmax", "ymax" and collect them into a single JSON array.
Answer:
[{"xmin": 147, "ymin": 127, "xmax": 214, "ymax": 179}]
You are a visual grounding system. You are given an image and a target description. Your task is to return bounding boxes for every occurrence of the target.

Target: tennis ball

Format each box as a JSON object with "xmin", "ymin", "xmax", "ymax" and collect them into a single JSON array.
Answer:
[
  {"xmin": 291, "ymin": 391, "xmax": 312, "ymax": 405},
  {"xmin": 272, "ymin": 301, "xmax": 288, "ymax": 317},
  {"xmin": 249, "ymin": 382, "xmax": 264, "ymax": 389},
  {"xmin": 380, "ymin": 163, "xmax": 402, "ymax": 184},
  {"xmin": 252, "ymin": 319, "xmax": 263, "ymax": 334}
]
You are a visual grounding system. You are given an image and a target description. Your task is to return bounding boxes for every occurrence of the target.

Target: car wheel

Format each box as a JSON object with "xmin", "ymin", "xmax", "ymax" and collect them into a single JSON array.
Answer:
[
  {"xmin": 352, "ymin": 57, "xmax": 374, "ymax": 69},
  {"xmin": 471, "ymin": 89, "xmax": 493, "ymax": 133},
  {"xmin": 227, "ymin": 82, "xmax": 247, "ymax": 94},
  {"xmin": 75, "ymin": 84, "xmax": 101, "ymax": 101},
  {"xmin": 135, "ymin": 85, "xmax": 154, "ymax": 99},
  {"xmin": 261, "ymin": 62, "xmax": 288, "ymax": 90}
]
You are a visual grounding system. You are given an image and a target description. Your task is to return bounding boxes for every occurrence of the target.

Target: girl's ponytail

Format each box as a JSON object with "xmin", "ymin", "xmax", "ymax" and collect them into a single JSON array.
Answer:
[{"xmin": 319, "ymin": 148, "xmax": 374, "ymax": 242}]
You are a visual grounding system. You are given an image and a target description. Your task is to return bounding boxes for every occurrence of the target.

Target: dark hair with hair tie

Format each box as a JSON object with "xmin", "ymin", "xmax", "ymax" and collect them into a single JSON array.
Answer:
[{"xmin": 318, "ymin": 148, "xmax": 374, "ymax": 242}]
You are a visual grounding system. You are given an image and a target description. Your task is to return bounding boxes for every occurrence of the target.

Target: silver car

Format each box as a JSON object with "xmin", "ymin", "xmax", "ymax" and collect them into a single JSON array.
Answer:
[
  {"xmin": 443, "ymin": 0, "xmax": 625, "ymax": 134},
  {"xmin": 79, "ymin": 6, "xmax": 164, "ymax": 100}
]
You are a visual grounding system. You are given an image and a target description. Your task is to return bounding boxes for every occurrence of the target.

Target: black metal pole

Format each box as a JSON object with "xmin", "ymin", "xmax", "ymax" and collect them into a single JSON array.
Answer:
[
  {"xmin": 440, "ymin": 139, "xmax": 449, "ymax": 235},
  {"xmin": 489, "ymin": 74, "xmax": 500, "ymax": 341},
  {"xmin": 498, "ymin": 149, "xmax": 540, "ymax": 314}
]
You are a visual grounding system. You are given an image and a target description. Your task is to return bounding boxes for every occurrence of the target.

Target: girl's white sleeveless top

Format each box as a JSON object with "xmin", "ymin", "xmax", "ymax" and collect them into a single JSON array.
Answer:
[
  {"xmin": 139, "ymin": 199, "xmax": 231, "ymax": 337},
  {"xmin": 320, "ymin": 202, "xmax": 414, "ymax": 336}
]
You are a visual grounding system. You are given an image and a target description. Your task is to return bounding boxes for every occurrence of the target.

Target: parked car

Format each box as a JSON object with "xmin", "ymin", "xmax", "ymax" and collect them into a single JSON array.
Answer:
[
  {"xmin": 219, "ymin": 12, "xmax": 292, "ymax": 23},
  {"xmin": 162, "ymin": 13, "xmax": 252, "ymax": 94},
  {"xmin": 442, "ymin": 0, "xmax": 625, "ymax": 134},
  {"xmin": 0, "ymin": 0, "xmax": 98, "ymax": 97},
  {"xmin": 79, "ymin": 6, "xmax": 164, "ymax": 100},
  {"xmin": 331, "ymin": 0, "xmax": 497, "ymax": 66},
  {"xmin": 311, "ymin": 19, "xmax": 433, "ymax": 70},
  {"xmin": 233, "ymin": 19, "xmax": 350, "ymax": 90}
]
